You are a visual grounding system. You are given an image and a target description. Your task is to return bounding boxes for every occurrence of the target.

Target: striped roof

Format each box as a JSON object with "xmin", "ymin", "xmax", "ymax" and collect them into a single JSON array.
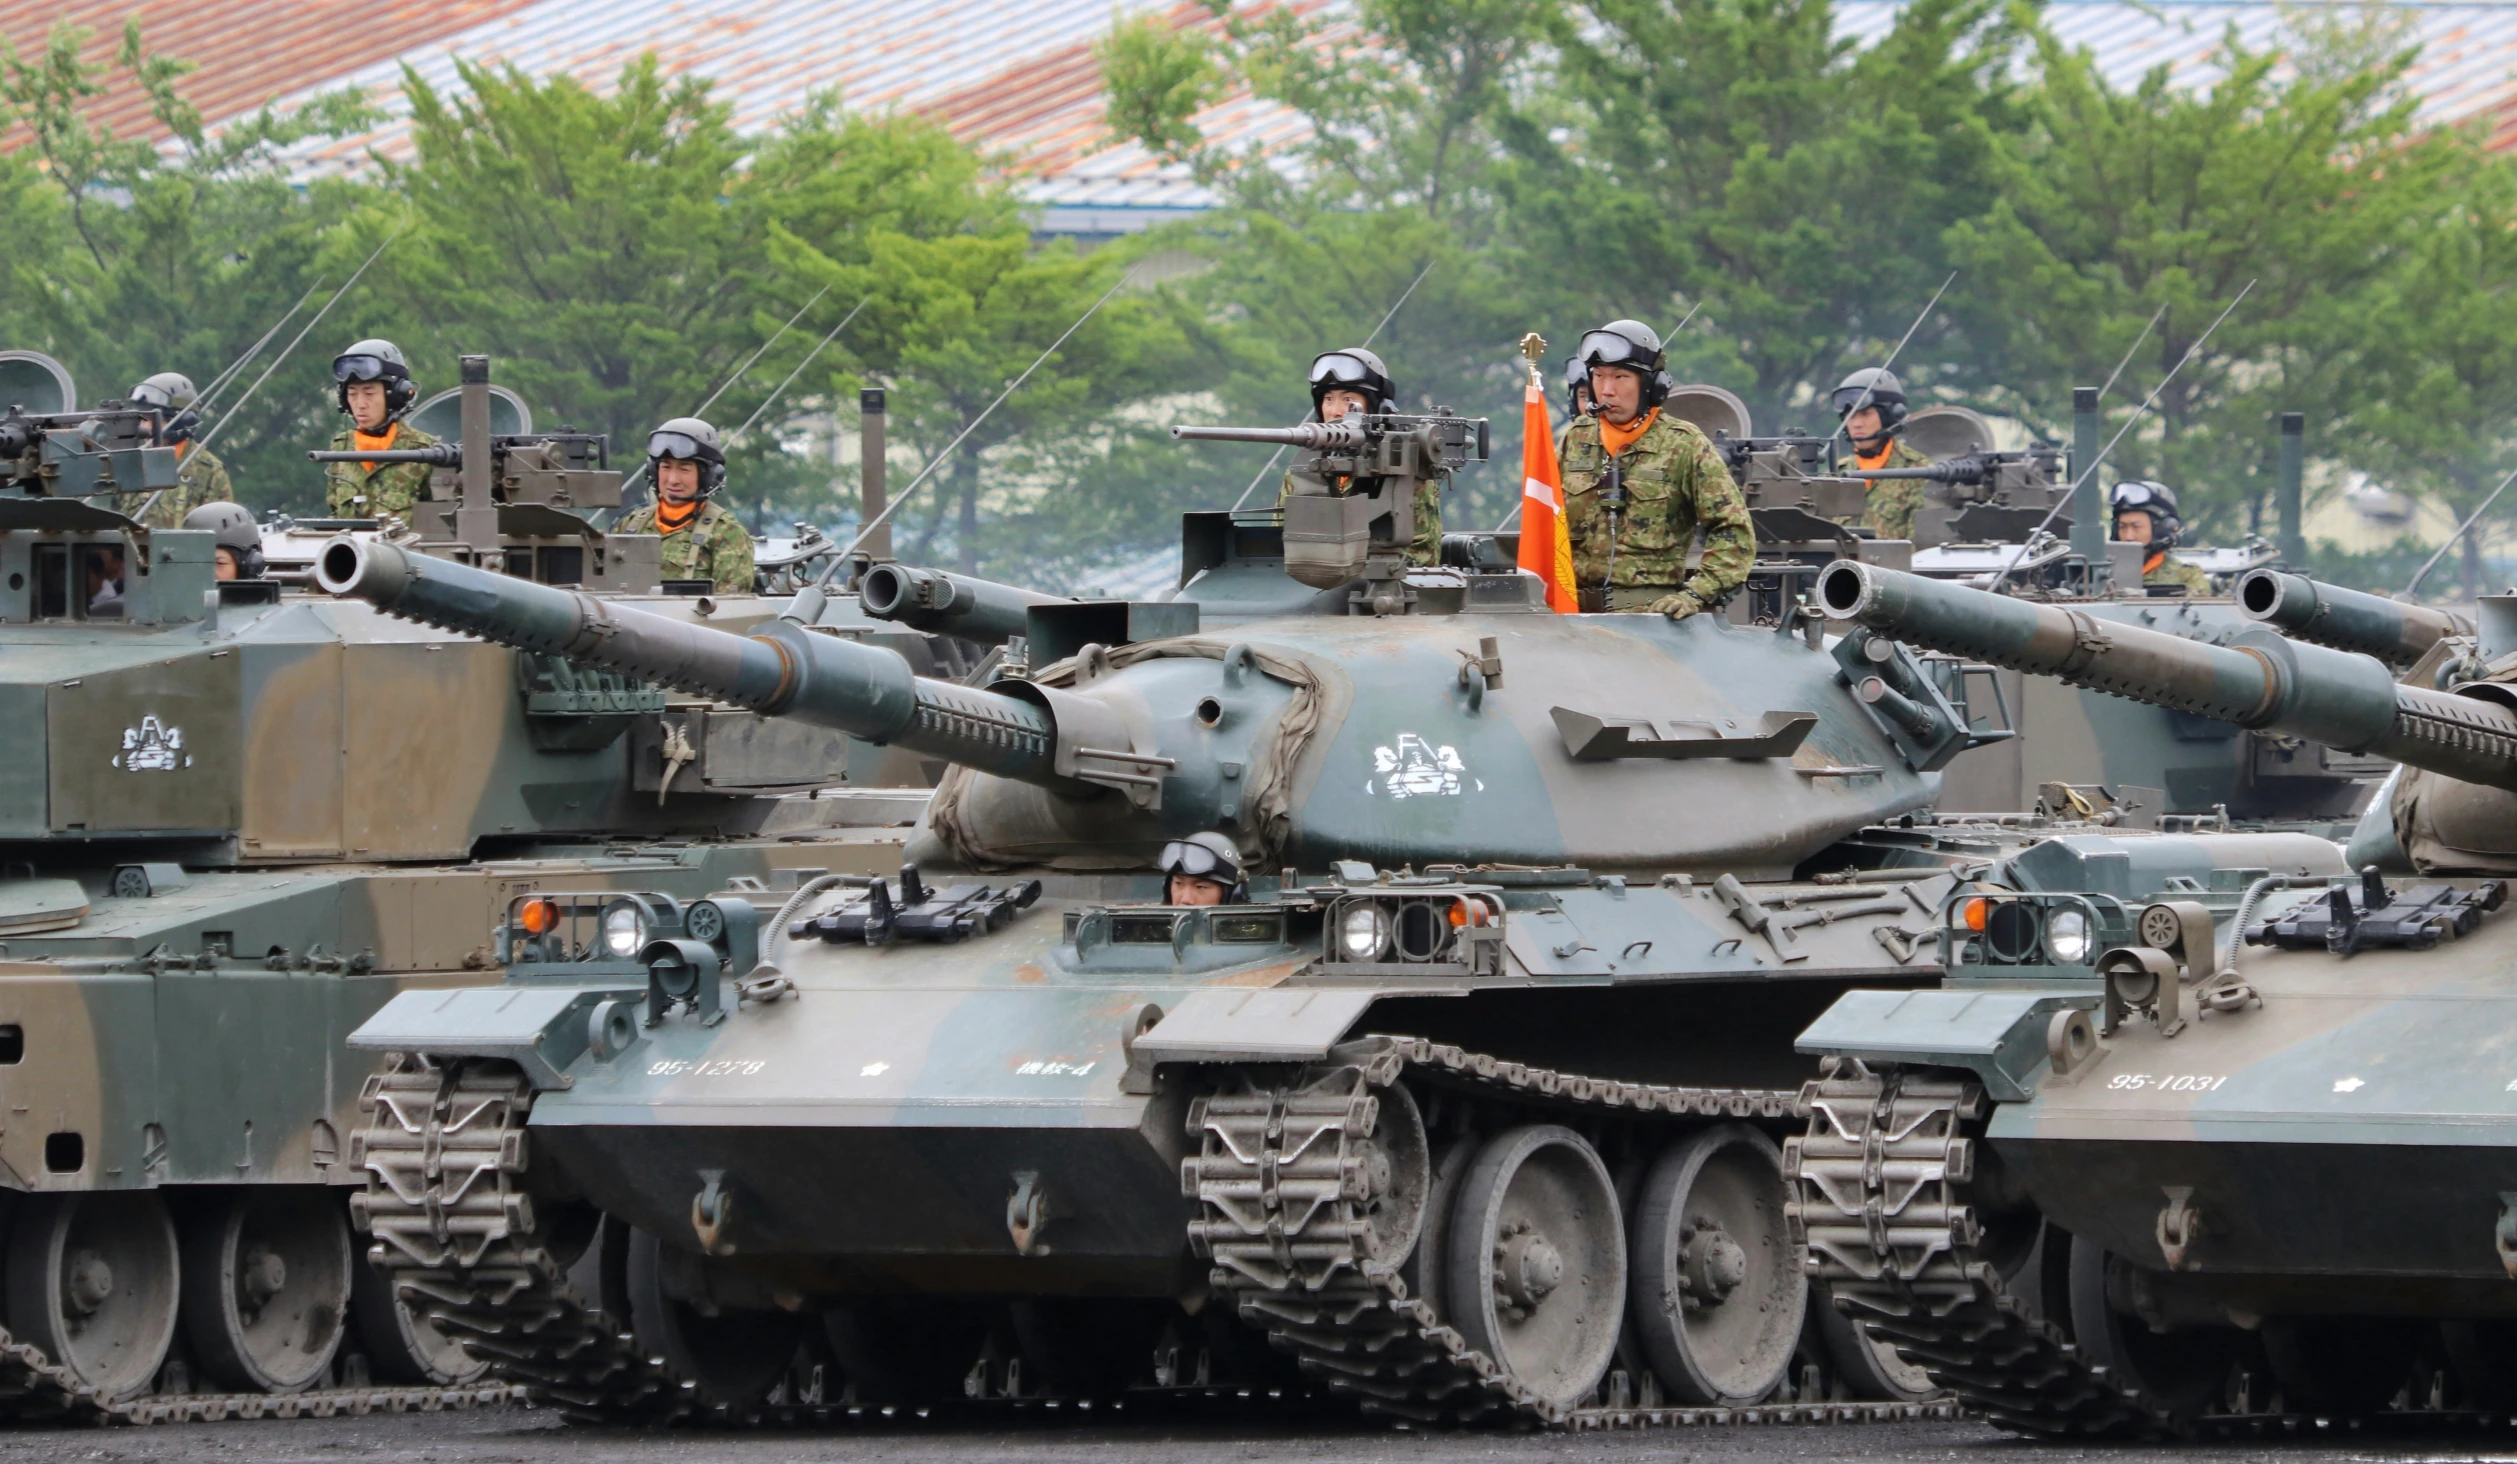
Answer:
[{"xmin": 7, "ymin": 0, "xmax": 2517, "ymax": 225}]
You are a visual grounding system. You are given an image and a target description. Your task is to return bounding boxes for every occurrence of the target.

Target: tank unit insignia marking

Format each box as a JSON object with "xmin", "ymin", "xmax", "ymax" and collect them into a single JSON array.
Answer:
[
  {"xmin": 1368, "ymin": 732, "xmax": 1476, "ymax": 797},
  {"xmin": 114, "ymin": 715, "xmax": 189, "ymax": 771}
]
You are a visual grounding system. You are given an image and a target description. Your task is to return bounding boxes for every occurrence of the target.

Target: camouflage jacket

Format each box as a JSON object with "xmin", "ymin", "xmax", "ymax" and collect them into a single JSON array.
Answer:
[
  {"xmin": 2141, "ymin": 551, "xmax": 2211, "ymax": 595},
  {"xmin": 619, "ymin": 498, "xmax": 757, "ymax": 593},
  {"xmin": 324, "ymin": 422, "xmax": 441, "ymax": 520},
  {"xmin": 1559, "ymin": 411, "xmax": 1752, "ymax": 607},
  {"xmin": 1280, "ymin": 470, "xmax": 1442, "ymax": 566},
  {"xmin": 1835, "ymin": 436, "xmax": 1932, "ymax": 541},
  {"xmin": 117, "ymin": 442, "xmax": 231, "ymax": 529}
]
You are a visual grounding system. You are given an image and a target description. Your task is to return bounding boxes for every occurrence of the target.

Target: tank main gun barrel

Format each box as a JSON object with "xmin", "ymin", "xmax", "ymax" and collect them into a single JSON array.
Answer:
[
  {"xmin": 859, "ymin": 563, "xmax": 1068, "ymax": 645},
  {"xmin": 308, "ymin": 445, "xmax": 463, "ymax": 467},
  {"xmin": 1171, "ymin": 420, "xmax": 1369, "ymax": 453},
  {"xmin": 1818, "ymin": 560, "xmax": 2517, "ymax": 792},
  {"xmin": 2236, "ymin": 569, "xmax": 2470, "ymax": 666},
  {"xmin": 314, "ymin": 538, "xmax": 1162, "ymax": 798}
]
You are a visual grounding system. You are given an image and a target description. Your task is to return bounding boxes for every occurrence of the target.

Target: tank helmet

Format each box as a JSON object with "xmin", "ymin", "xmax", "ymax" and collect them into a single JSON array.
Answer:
[
  {"xmin": 1831, "ymin": 367, "xmax": 1909, "ymax": 433},
  {"xmin": 183, "ymin": 500, "xmax": 264, "ymax": 578},
  {"xmin": 130, "ymin": 371, "xmax": 202, "ymax": 443},
  {"xmin": 1561, "ymin": 356, "xmax": 1594, "ymax": 419},
  {"xmin": 331, "ymin": 339, "xmax": 417, "ymax": 421},
  {"xmin": 1576, "ymin": 320, "xmax": 1669, "ymax": 407},
  {"xmin": 647, "ymin": 415, "xmax": 727, "ymax": 496},
  {"xmin": 2111, "ymin": 479, "xmax": 2182, "ymax": 548},
  {"xmin": 1159, "ymin": 831, "xmax": 1246, "ymax": 899},
  {"xmin": 1308, "ymin": 348, "xmax": 1395, "ymax": 417}
]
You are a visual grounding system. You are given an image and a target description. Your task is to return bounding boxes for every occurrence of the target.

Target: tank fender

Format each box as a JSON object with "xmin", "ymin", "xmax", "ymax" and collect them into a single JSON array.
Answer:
[
  {"xmin": 1795, "ymin": 988, "xmax": 2098, "ymax": 1102},
  {"xmin": 1132, "ymin": 987, "xmax": 1380, "ymax": 1063},
  {"xmin": 349, "ymin": 985, "xmax": 643, "ymax": 1090}
]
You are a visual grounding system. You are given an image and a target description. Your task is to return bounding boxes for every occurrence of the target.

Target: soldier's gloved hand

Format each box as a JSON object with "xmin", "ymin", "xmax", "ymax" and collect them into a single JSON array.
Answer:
[{"xmin": 1650, "ymin": 591, "xmax": 1707, "ymax": 621}]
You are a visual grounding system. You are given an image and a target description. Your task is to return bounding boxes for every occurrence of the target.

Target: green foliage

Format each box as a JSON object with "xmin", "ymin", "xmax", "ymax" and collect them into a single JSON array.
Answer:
[
  {"xmin": 1097, "ymin": 13, "xmax": 1219, "ymax": 164},
  {"xmin": 0, "ymin": 21, "xmax": 376, "ymax": 508}
]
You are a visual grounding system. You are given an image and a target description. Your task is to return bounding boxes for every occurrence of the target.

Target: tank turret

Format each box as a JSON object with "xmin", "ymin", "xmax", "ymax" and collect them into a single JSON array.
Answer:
[
  {"xmin": 2234, "ymin": 567, "xmax": 2470, "ymax": 665},
  {"xmin": 1819, "ymin": 559, "xmax": 2517, "ymax": 791}
]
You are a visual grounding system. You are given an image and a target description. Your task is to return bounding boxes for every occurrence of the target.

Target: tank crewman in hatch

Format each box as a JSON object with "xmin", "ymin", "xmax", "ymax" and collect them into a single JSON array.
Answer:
[
  {"xmin": 184, "ymin": 501, "xmax": 265, "ymax": 581},
  {"xmin": 1558, "ymin": 319, "xmax": 1752, "ymax": 618},
  {"xmin": 616, "ymin": 416, "xmax": 756, "ymax": 593},
  {"xmin": 1160, "ymin": 832, "xmax": 1248, "ymax": 906},
  {"xmin": 127, "ymin": 372, "xmax": 230, "ymax": 529},
  {"xmin": 1830, "ymin": 367, "xmax": 1931, "ymax": 542},
  {"xmin": 2111, "ymin": 479, "xmax": 2210, "ymax": 594},
  {"xmin": 1280, "ymin": 348, "xmax": 1440, "ymax": 566},
  {"xmin": 322, "ymin": 339, "xmax": 440, "ymax": 519}
]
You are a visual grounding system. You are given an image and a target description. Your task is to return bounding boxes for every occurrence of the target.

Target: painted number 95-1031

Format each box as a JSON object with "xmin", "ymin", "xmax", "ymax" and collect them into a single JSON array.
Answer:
[
  {"xmin": 647, "ymin": 1059, "xmax": 767, "ymax": 1077},
  {"xmin": 2106, "ymin": 1073, "xmax": 2228, "ymax": 1092}
]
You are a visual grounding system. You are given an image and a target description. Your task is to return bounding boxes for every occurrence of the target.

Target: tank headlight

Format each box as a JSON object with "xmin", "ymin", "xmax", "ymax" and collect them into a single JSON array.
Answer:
[
  {"xmin": 1338, "ymin": 904, "xmax": 1391, "ymax": 962},
  {"xmin": 2047, "ymin": 908, "xmax": 2091, "ymax": 964},
  {"xmin": 602, "ymin": 901, "xmax": 648, "ymax": 959}
]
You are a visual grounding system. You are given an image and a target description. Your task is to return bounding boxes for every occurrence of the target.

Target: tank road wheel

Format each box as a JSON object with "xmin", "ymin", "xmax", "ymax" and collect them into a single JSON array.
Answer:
[
  {"xmin": 1444, "ymin": 1124, "xmax": 1626, "ymax": 1411},
  {"xmin": 2262, "ymin": 1316, "xmax": 2425, "ymax": 1418},
  {"xmin": 350, "ymin": 1253, "xmax": 489, "ymax": 1385},
  {"xmin": 1626, "ymin": 1124, "xmax": 1805, "ymax": 1405},
  {"xmin": 1399, "ymin": 1132, "xmax": 1479, "ymax": 1324},
  {"xmin": 626, "ymin": 1228, "xmax": 805, "ymax": 1414},
  {"xmin": 179, "ymin": 1188, "xmax": 353, "ymax": 1392},
  {"xmin": 2066, "ymin": 1237, "xmax": 2242, "ymax": 1424},
  {"xmin": 4, "ymin": 1192, "xmax": 181, "ymax": 1401}
]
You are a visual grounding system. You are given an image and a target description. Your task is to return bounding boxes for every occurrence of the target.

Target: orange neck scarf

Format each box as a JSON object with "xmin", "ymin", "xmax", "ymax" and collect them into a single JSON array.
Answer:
[
  {"xmin": 2143, "ymin": 550, "xmax": 2166, "ymax": 575},
  {"xmin": 352, "ymin": 422, "xmax": 399, "ymax": 471},
  {"xmin": 654, "ymin": 498, "xmax": 701, "ymax": 533},
  {"xmin": 1599, "ymin": 407, "xmax": 1659, "ymax": 458},
  {"xmin": 1856, "ymin": 441, "xmax": 1895, "ymax": 472}
]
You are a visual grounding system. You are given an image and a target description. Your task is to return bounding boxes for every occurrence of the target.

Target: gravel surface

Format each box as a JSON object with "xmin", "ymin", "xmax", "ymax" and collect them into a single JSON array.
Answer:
[{"xmin": 10, "ymin": 1405, "xmax": 2517, "ymax": 1464}]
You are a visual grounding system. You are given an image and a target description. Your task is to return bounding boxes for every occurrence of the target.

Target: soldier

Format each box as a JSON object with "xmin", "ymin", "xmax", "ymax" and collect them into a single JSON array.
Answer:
[
  {"xmin": 1831, "ymin": 367, "xmax": 1931, "ymax": 542},
  {"xmin": 183, "ymin": 500, "xmax": 265, "ymax": 582},
  {"xmin": 1281, "ymin": 348, "xmax": 1439, "ymax": 566},
  {"xmin": 1159, "ymin": 832, "xmax": 1246, "ymax": 906},
  {"xmin": 1559, "ymin": 319, "xmax": 1752, "ymax": 618},
  {"xmin": 1561, "ymin": 355, "xmax": 1594, "ymax": 422},
  {"xmin": 2111, "ymin": 480, "xmax": 2210, "ymax": 594},
  {"xmin": 616, "ymin": 416, "xmax": 756, "ymax": 594},
  {"xmin": 126, "ymin": 372, "xmax": 230, "ymax": 529},
  {"xmin": 323, "ymin": 339, "xmax": 440, "ymax": 519}
]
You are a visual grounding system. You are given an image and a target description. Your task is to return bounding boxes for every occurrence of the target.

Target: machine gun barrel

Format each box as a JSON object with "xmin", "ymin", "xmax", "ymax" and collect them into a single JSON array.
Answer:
[
  {"xmin": 1171, "ymin": 421, "xmax": 1368, "ymax": 453},
  {"xmin": 317, "ymin": 538, "xmax": 1085, "ymax": 789},
  {"xmin": 1852, "ymin": 456, "xmax": 1990, "ymax": 485},
  {"xmin": 2236, "ymin": 569, "xmax": 2470, "ymax": 666},
  {"xmin": 858, "ymin": 563, "xmax": 1068, "ymax": 645},
  {"xmin": 307, "ymin": 445, "xmax": 463, "ymax": 467},
  {"xmin": 1819, "ymin": 560, "xmax": 2517, "ymax": 792}
]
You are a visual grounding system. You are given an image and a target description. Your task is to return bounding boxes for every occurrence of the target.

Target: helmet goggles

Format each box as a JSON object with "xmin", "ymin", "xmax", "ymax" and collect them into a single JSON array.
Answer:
[
  {"xmin": 648, "ymin": 430, "xmax": 711, "ymax": 462},
  {"xmin": 331, "ymin": 354, "xmax": 399, "ymax": 384},
  {"xmin": 1309, "ymin": 352, "xmax": 1377, "ymax": 388},
  {"xmin": 2111, "ymin": 480, "xmax": 2170, "ymax": 513},
  {"xmin": 130, "ymin": 381, "xmax": 176, "ymax": 409},
  {"xmin": 1577, "ymin": 329, "xmax": 1657, "ymax": 370},
  {"xmin": 1158, "ymin": 838, "xmax": 1238, "ymax": 880}
]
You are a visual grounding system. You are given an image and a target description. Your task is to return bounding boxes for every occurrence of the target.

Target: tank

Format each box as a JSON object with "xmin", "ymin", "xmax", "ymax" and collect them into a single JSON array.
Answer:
[
  {"xmin": 0, "ymin": 360, "xmax": 951, "ymax": 1423},
  {"xmin": 1786, "ymin": 558, "xmax": 2517, "ymax": 1434},
  {"xmin": 322, "ymin": 413, "xmax": 2370, "ymax": 1429}
]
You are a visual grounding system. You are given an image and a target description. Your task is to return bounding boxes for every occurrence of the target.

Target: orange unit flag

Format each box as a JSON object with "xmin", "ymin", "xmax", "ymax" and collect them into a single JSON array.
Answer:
[{"xmin": 1516, "ymin": 376, "xmax": 1578, "ymax": 613}]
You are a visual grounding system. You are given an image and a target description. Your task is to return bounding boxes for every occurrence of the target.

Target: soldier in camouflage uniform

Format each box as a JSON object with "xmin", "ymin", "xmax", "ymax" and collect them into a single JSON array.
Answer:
[
  {"xmin": 1829, "ymin": 367, "xmax": 1930, "ymax": 542},
  {"xmin": 123, "ymin": 372, "xmax": 231, "ymax": 529},
  {"xmin": 2111, "ymin": 479, "xmax": 2211, "ymax": 594},
  {"xmin": 617, "ymin": 416, "xmax": 756, "ymax": 593},
  {"xmin": 1279, "ymin": 347, "xmax": 1439, "ymax": 565},
  {"xmin": 1558, "ymin": 319, "xmax": 1752, "ymax": 618},
  {"xmin": 323, "ymin": 339, "xmax": 440, "ymax": 519}
]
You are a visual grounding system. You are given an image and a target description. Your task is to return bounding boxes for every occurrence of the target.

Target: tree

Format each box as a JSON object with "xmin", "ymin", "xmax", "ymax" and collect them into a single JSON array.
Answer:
[{"xmin": 0, "ymin": 20, "xmax": 378, "ymax": 509}]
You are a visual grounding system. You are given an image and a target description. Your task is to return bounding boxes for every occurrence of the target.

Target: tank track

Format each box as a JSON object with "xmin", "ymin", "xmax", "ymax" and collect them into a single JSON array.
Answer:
[
  {"xmin": 352, "ymin": 1054, "xmax": 683, "ymax": 1424},
  {"xmin": 1185, "ymin": 1034, "xmax": 1959, "ymax": 1428},
  {"xmin": 1785, "ymin": 1063, "xmax": 2188, "ymax": 1439}
]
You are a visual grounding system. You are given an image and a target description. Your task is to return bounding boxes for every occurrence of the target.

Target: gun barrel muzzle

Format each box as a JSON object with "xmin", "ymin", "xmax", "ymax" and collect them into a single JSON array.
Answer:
[
  {"xmin": 2235, "ymin": 569, "xmax": 2469, "ymax": 666},
  {"xmin": 1171, "ymin": 421, "xmax": 1367, "ymax": 452},
  {"xmin": 307, "ymin": 445, "xmax": 462, "ymax": 466}
]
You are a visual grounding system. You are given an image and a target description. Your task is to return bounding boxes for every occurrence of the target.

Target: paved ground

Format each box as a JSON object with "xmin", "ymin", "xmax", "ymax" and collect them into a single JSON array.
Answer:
[{"xmin": 12, "ymin": 1405, "xmax": 2517, "ymax": 1464}]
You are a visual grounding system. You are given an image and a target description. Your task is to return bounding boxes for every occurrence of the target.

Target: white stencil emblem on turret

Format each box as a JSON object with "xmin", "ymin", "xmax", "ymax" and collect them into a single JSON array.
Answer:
[
  {"xmin": 1366, "ymin": 732, "xmax": 1480, "ymax": 797},
  {"xmin": 114, "ymin": 716, "xmax": 190, "ymax": 772}
]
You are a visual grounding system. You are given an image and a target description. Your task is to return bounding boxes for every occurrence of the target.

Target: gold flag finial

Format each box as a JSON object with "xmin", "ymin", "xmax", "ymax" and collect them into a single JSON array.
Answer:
[{"xmin": 1518, "ymin": 332, "xmax": 1546, "ymax": 386}]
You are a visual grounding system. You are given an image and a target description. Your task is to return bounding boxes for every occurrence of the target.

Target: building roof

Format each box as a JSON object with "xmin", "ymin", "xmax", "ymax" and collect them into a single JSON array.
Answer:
[{"xmin": 8, "ymin": 0, "xmax": 2517, "ymax": 230}]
